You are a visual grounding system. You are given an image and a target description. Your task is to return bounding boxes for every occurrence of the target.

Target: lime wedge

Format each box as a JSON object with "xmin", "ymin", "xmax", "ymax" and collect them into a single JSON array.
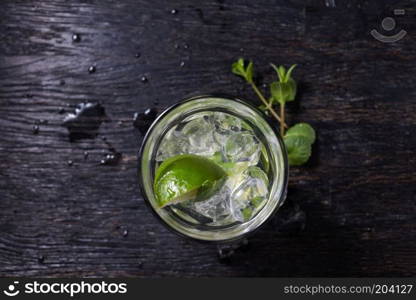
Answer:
[{"xmin": 154, "ymin": 154, "xmax": 227, "ymax": 208}]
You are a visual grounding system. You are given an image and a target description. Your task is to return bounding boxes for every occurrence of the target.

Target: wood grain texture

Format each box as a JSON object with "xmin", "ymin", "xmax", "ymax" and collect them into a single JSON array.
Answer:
[{"xmin": 0, "ymin": 0, "xmax": 415, "ymax": 277}]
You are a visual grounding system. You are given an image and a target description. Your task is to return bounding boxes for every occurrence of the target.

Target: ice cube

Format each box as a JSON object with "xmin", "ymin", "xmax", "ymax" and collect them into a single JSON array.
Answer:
[
  {"xmin": 223, "ymin": 131, "xmax": 261, "ymax": 165},
  {"xmin": 155, "ymin": 127, "xmax": 190, "ymax": 161},
  {"xmin": 244, "ymin": 166, "xmax": 269, "ymax": 184},
  {"xmin": 181, "ymin": 118, "xmax": 220, "ymax": 156},
  {"xmin": 210, "ymin": 112, "xmax": 242, "ymax": 130},
  {"xmin": 229, "ymin": 167, "xmax": 269, "ymax": 222},
  {"xmin": 193, "ymin": 186, "xmax": 232, "ymax": 223},
  {"xmin": 211, "ymin": 112, "xmax": 242, "ymax": 145}
]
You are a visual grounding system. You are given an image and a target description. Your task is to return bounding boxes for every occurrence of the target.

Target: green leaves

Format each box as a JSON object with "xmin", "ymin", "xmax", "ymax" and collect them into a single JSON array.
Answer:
[
  {"xmin": 271, "ymin": 67, "xmax": 315, "ymax": 166},
  {"xmin": 231, "ymin": 58, "xmax": 316, "ymax": 167},
  {"xmin": 284, "ymin": 123, "xmax": 316, "ymax": 166},
  {"xmin": 270, "ymin": 64, "xmax": 297, "ymax": 105},
  {"xmin": 270, "ymin": 81, "xmax": 296, "ymax": 105},
  {"xmin": 272, "ymin": 64, "xmax": 297, "ymax": 83},
  {"xmin": 284, "ymin": 135, "xmax": 312, "ymax": 166},
  {"xmin": 285, "ymin": 123, "xmax": 316, "ymax": 144},
  {"xmin": 232, "ymin": 58, "xmax": 254, "ymax": 84}
]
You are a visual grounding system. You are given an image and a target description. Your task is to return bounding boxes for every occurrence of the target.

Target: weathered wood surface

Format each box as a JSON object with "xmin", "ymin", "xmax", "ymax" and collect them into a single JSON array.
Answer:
[{"xmin": 0, "ymin": 0, "xmax": 415, "ymax": 277}]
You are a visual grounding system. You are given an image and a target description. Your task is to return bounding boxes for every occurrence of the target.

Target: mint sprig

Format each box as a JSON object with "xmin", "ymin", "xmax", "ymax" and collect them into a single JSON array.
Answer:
[
  {"xmin": 269, "ymin": 63, "xmax": 297, "ymax": 136},
  {"xmin": 231, "ymin": 58, "xmax": 316, "ymax": 166},
  {"xmin": 232, "ymin": 58, "xmax": 286, "ymax": 127}
]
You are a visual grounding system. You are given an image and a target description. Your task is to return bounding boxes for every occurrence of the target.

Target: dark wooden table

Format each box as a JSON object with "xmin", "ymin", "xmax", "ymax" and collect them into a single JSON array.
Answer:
[{"xmin": 0, "ymin": 0, "xmax": 415, "ymax": 277}]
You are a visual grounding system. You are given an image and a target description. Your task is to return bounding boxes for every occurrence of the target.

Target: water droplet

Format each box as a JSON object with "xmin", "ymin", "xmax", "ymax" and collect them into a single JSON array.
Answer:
[
  {"xmin": 179, "ymin": 61, "xmax": 185, "ymax": 67},
  {"xmin": 325, "ymin": 0, "xmax": 336, "ymax": 8},
  {"xmin": 122, "ymin": 229, "xmax": 128, "ymax": 237},
  {"xmin": 239, "ymin": 47, "xmax": 244, "ymax": 52},
  {"xmin": 140, "ymin": 76, "xmax": 148, "ymax": 83},
  {"xmin": 135, "ymin": 52, "xmax": 141, "ymax": 58},
  {"xmin": 100, "ymin": 152, "xmax": 122, "ymax": 166},
  {"xmin": 72, "ymin": 33, "xmax": 81, "ymax": 42},
  {"xmin": 133, "ymin": 108, "xmax": 158, "ymax": 135},
  {"xmin": 84, "ymin": 151, "xmax": 89, "ymax": 159},
  {"xmin": 59, "ymin": 79, "xmax": 66, "ymax": 85},
  {"xmin": 62, "ymin": 102, "xmax": 107, "ymax": 141},
  {"xmin": 32, "ymin": 125, "xmax": 39, "ymax": 134},
  {"xmin": 171, "ymin": 9, "xmax": 177, "ymax": 15},
  {"xmin": 88, "ymin": 66, "xmax": 96, "ymax": 74},
  {"xmin": 144, "ymin": 108, "xmax": 157, "ymax": 118},
  {"xmin": 217, "ymin": 247, "xmax": 234, "ymax": 262},
  {"xmin": 183, "ymin": 43, "xmax": 189, "ymax": 49},
  {"xmin": 174, "ymin": 43, "xmax": 179, "ymax": 49},
  {"xmin": 67, "ymin": 160, "xmax": 73, "ymax": 166},
  {"xmin": 37, "ymin": 255, "xmax": 45, "ymax": 263}
]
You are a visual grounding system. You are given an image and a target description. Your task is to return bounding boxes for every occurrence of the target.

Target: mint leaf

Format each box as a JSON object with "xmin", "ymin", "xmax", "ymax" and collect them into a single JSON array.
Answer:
[
  {"xmin": 251, "ymin": 196, "xmax": 265, "ymax": 207},
  {"xmin": 245, "ymin": 61, "xmax": 254, "ymax": 83},
  {"xmin": 286, "ymin": 78, "xmax": 297, "ymax": 101},
  {"xmin": 232, "ymin": 58, "xmax": 246, "ymax": 78},
  {"xmin": 285, "ymin": 64, "xmax": 297, "ymax": 81},
  {"xmin": 270, "ymin": 81, "xmax": 296, "ymax": 105},
  {"xmin": 232, "ymin": 58, "xmax": 253, "ymax": 83},
  {"xmin": 285, "ymin": 123, "xmax": 316, "ymax": 144},
  {"xmin": 258, "ymin": 104, "xmax": 267, "ymax": 112},
  {"xmin": 271, "ymin": 64, "xmax": 285, "ymax": 82},
  {"xmin": 284, "ymin": 123, "xmax": 315, "ymax": 166},
  {"xmin": 284, "ymin": 135, "xmax": 312, "ymax": 166},
  {"xmin": 270, "ymin": 64, "xmax": 297, "ymax": 105}
]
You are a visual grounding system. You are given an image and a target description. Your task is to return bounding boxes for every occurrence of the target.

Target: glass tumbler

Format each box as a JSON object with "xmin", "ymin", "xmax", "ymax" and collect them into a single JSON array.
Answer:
[{"xmin": 139, "ymin": 95, "xmax": 288, "ymax": 242}]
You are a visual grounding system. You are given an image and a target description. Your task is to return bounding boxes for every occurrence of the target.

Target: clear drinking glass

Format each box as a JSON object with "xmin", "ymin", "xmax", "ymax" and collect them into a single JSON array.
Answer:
[{"xmin": 139, "ymin": 95, "xmax": 288, "ymax": 242}]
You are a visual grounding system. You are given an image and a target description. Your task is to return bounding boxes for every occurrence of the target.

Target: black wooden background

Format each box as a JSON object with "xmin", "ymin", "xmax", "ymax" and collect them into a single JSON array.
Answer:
[{"xmin": 0, "ymin": 0, "xmax": 415, "ymax": 277}]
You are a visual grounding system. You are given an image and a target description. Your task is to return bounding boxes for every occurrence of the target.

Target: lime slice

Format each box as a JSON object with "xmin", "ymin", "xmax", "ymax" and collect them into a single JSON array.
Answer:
[{"xmin": 154, "ymin": 154, "xmax": 227, "ymax": 207}]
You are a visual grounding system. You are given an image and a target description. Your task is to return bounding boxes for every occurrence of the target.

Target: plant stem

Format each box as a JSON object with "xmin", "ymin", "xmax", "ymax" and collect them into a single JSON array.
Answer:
[
  {"xmin": 280, "ymin": 103, "xmax": 285, "ymax": 136},
  {"xmin": 250, "ymin": 82, "xmax": 288, "ymax": 128}
]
